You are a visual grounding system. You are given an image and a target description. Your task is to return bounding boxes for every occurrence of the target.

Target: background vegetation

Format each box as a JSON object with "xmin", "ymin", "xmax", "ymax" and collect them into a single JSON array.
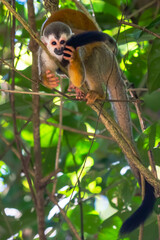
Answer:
[{"xmin": 0, "ymin": 0, "xmax": 160, "ymax": 239}]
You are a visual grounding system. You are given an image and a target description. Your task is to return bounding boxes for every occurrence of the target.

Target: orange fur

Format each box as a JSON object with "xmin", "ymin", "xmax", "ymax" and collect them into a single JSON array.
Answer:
[
  {"xmin": 41, "ymin": 9, "xmax": 99, "ymax": 89},
  {"xmin": 42, "ymin": 74, "xmax": 53, "ymax": 89},
  {"xmin": 42, "ymin": 9, "xmax": 98, "ymax": 35},
  {"xmin": 68, "ymin": 50, "xmax": 84, "ymax": 88}
]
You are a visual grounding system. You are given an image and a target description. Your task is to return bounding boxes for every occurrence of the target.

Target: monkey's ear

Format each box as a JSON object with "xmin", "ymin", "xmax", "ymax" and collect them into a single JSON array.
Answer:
[{"xmin": 41, "ymin": 36, "xmax": 47, "ymax": 45}]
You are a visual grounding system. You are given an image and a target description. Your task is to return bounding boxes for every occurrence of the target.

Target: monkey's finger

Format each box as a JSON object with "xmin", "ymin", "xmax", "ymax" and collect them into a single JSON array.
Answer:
[
  {"xmin": 48, "ymin": 79, "xmax": 59, "ymax": 83},
  {"xmin": 46, "ymin": 70, "xmax": 52, "ymax": 74},
  {"xmin": 63, "ymin": 54, "xmax": 74, "ymax": 62},
  {"xmin": 63, "ymin": 55, "xmax": 71, "ymax": 60},
  {"xmin": 49, "ymin": 82, "xmax": 60, "ymax": 85},
  {"xmin": 63, "ymin": 56, "xmax": 73, "ymax": 61},
  {"xmin": 48, "ymin": 81, "xmax": 59, "ymax": 87},
  {"xmin": 48, "ymin": 78, "xmax": 59, "ymax": 83},
  {"xmin": 50, "ymin": 83, "xmax": 59, "ymax": 88},
  {"xmin": 46, "ymin": 73, "xmax": 58, "ymax": 79},
  {"xmin": 65, "ymin": 45, "xmax": 75, "ymax": 52},
  {"xmin": 63, "ymin": 51, "xmax": 74, "ymax": 59},
  {"xmin": 63, "ymin": 49, "xmax": 73, "ymax": 55}
]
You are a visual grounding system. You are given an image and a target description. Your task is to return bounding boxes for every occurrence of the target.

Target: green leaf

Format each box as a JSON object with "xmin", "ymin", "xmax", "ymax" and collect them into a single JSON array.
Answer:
[
  {"xmin": 143, "ymin": 91, "xmax": 160, "ymax": 112},
  {"xmin": 98, "ymin": 216, "xmax": 122, "ymax": 240},
  {"xmin": 146, "ymin": 16, "xmax": 160, "ymax": 30},
  {"xmin": 147, "ymin": 38, "xmax": 160, "ymax": 92},
  {"xmin": 154, "ymin": 197, "xmax": 160, "ymax": 214},
  {"xmin": 68, "ymin": 204, "xmax": 101, "ymax": 234}
]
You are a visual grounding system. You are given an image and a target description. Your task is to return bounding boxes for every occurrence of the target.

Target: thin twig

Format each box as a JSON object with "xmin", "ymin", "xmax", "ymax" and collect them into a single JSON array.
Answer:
[
  {"xmin": 64, "ymin": 133, "xmax": 84, "ymax": 239},
  {"xmin": 128, "ymin": 88, "xmax": 160, "ymax": 235},
  {"xmin": 120, "ymin": 20, "xmax": 160, "ymax": 39},
  {"xmin": 88, "ymin": 0, "xmax": 96, "ymax": 19},
  {"xmin": 2, "ymin": 113, "xmax": 113, "ymax": 141},
  {"xmin": 127, "ymin": 88, "xmax": 148, "ymax": 92},
  {"xmin": 127, "ymin": 0, "xmax": 157, "ymax": 19},
  {"xmin": 92, "ymin": 103, "xmax": 160, "ymax": 192},
  {"xmin": 8, "ymin": 0, "xmax": 37, "ymax": 210},
  {"xmin": 0, "ymin": 58, "xmax": 34, "ymax": 83},
  {"xmin": 40, "ymin": 169, "xmax": 60, "ymax": 187},
  {"xmin": 0, "ymin": 88, "xmax": 76, "ymax": 97},
  {"xmin": 66, "ymin": 95, "xmax": 104, "ymax": 214},
  {"xmin": 48, "ymin": 194, "xmax": 81, "ymax": 240},
  {"xmin": 0, "ymin": 200, "xmax": 13, "ymax": 236},
  {"xmin": 1, "ymin": 0, "xmax": 67, "ymax": 75},
  {"xmin": 27, "ymin": 0, "xmax": 46, "ymax": 238},
  {"xmin": 52, "ymin": 78, "xmax": 63, "ymax": 196},
  {"xmin": 0, "ymin": 88, "xmax": 138, "ymax": 103},
  {"xmin": 71, "ymin": 0, "xmax": 100, "ymax": 30},
  {"xmin": 138, "ymin": 175, "xmax": 145, "ymax": 240},
  {"xmin": 129, "ymin": 91, "xmax": 158, "ymax": 177},
  {"xmin": 154, "ymin": 0, "xmax": 160, "ymax": 19},
  {"xmin": 78, "ymin": 183, "xmax": 84, "ymax": 240},
  {"xmin": 0, "ymin": 136, "xmax": 20, "ymax": 159}
]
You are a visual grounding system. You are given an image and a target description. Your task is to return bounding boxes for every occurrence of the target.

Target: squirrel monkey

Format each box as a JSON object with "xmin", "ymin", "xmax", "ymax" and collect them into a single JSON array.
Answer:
[
  {"xmin": 38, "ymin": 20, "xmax": 115, "ymax": 95},
  {"xmin": 38, "ymin": 9, "xmax": 155, "ymax": 236}
]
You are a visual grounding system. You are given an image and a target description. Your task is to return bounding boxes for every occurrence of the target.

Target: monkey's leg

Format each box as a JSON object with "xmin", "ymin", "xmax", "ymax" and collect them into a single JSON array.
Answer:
[{"xmin": 85, "ymin": 74, "xmax": 105, "ymax": 105}]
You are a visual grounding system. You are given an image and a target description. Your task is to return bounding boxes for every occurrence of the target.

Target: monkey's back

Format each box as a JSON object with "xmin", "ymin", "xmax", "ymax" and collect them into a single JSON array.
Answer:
[
  {"xmin": 42, "ymin": 9, "xmax": 98, "ymax": 35},
  {"xmin": 80, "ymin": 43, "xmax": 133, "ymax": 141}
]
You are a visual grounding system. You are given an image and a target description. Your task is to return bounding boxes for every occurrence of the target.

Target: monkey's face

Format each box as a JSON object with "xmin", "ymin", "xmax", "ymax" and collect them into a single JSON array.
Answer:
[{"xmin": 42, "ymin": 33, "xmax": 70, "ymax": 61}]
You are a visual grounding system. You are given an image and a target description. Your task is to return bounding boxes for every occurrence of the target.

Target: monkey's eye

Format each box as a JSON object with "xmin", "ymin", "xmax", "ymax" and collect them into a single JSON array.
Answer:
[
  {"xmin": 60, "ymin": 40, "xmax": 65, "ymax": 45},
  {"xmin": 51, "ymin": 41, "xmax": 57, "ymax": 45}
]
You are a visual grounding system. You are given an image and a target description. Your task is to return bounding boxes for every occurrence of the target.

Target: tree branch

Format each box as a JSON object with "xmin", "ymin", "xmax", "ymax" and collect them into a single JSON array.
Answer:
[
  {"xmin": 52, "ymin": 79, "xmax": 63, "ymax": 195},
  {"xmin": 91, "ymin": 103, "xmax": 160, "ymax": 192},
  {"xmin": 48, "ymin": 194, "xmax": 81, "ymax": 240},
  {"xmin": 2, "ymin": 113, "xmax": 113, "ymax": 141},
  {"xmin": 27, "ymin": 0, "xmax": 46, "ymax": 238},
  {"xmin": 1, "ymin": 0, "xmax": 67, "ymax": 75},
  {"xmin": 120, "ymin": 20, "xmax": 160, "ymax": 39}
]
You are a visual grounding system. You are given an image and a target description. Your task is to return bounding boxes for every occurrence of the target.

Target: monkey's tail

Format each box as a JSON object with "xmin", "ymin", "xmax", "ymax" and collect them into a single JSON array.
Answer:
[
  {"xmin": 66, "ymin": 31, "xmax": 114, "ymax": 48},
  {"xmin": 119, "ymin": 180, "xmax": 155, "ymax": 235}
]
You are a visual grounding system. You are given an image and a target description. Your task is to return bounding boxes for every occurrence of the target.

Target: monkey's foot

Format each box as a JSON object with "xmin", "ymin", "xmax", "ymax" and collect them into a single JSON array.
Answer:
[
  {"xmin": 86, "ymin": 91, "xmax": 105, "ymax": 105},
  {"xmin": 68, "ymin": 83, "xmax": 76, "ymax": 92},
  {"xmin": 44, "ymin": 70, "xmax": 59, "ymax": 89},
  {"xmin": 68, "ymin": 83, "xmax": 85, "ymax": 100},
  {"xmin": 75, "ymin": 88, "xmax": 85, "ymax": 100}
]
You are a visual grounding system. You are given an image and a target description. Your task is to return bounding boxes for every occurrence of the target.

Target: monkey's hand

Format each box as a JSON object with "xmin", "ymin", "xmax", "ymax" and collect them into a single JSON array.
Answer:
[
  {"xmin": 63, "ymin": 45, "xmax": 75, "ymax": 63},
  {"xmin": 43, "ymin": 70, "xmax": 60, "ymax": 89}
]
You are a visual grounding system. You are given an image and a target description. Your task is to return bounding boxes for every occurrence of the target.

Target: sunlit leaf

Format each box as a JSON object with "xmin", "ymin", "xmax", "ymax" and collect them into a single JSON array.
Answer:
[{"xmin": 147, "ymin": 38, "xmax": 160, "ymax": 92}]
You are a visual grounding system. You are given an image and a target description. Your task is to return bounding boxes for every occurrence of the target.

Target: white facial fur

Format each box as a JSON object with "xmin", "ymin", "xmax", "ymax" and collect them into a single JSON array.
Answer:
[{"xmin": 42, "ymin": 33, "xmax": 71, "ymax": 61}]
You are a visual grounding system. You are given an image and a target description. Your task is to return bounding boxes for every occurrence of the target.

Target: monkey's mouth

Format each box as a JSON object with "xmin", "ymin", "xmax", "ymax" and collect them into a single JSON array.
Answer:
[
  {"xmin": 56, "ymin": 52, "xmax": 63, "ymax": 56},
  {"xmin": 54, "ymin": 48, "xmax": 64, "ymax": 56}
]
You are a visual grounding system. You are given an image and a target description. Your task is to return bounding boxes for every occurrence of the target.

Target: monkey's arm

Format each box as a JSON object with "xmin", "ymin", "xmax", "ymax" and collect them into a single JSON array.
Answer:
[
  {"xmin": 63, "ymin": 46, "xmax": 85, "ymax": 88},
  {"xmin": 38, "ymin": 47, "xmax": 60, "ymax": 89}
]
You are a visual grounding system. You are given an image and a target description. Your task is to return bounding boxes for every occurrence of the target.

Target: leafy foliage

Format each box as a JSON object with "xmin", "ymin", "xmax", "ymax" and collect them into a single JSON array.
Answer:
[{"xmin": 0, "ymin": 0, "xmax": 160, "ymax": 240}]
